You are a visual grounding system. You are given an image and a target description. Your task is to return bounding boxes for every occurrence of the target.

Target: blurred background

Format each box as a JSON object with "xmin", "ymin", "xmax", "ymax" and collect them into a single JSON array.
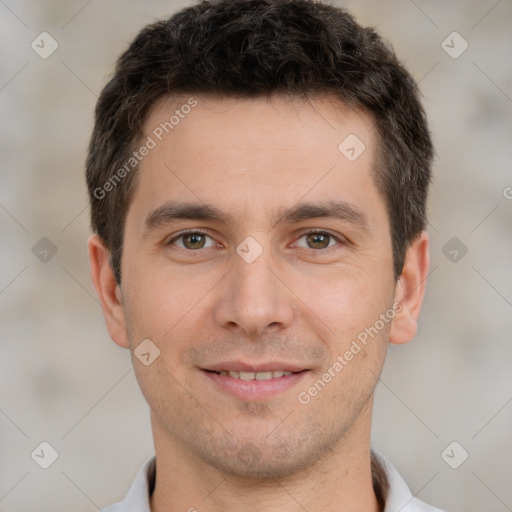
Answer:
[{"xmin": 1, "ymin": 0, "xmax": 511, "ymax": 510}]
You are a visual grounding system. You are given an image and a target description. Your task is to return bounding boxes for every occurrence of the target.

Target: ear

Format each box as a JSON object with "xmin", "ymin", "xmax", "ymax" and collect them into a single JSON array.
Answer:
[
  {"xmin": 87, "ymin": 233, "xmax": 130, "ymax": 349},
  {"xmin": 389, "ymin": 230, "xmax": 430, "ymax": 345}
]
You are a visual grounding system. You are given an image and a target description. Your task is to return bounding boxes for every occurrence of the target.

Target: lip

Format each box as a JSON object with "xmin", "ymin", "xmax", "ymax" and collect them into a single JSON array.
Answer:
[
  {"xmin": 203, "ymin": 361, "xmax": 308, "ymax": 373},
  {"xmin": 202, "ymin": 369, "xmax": 309, "ymax": 400}
]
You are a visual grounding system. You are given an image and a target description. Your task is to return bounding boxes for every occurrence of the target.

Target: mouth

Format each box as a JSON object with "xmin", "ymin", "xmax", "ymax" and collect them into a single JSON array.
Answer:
[
  {"xmin": 201, "ymin": 366, "xmax": 309, "ymax": 400},
  {"xmin": 203, "ymin": 369, "xmax": 304, "ymax": 380}
]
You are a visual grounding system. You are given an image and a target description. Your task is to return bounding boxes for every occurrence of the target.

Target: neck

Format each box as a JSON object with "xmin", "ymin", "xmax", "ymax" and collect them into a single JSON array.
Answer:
[{"xmin": 149, "ymin": 401, "xmax": 381, "ymax": 512}]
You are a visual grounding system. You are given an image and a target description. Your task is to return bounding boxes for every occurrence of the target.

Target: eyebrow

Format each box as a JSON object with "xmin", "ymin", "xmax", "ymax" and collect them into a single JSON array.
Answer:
[{"xmin": 142, "ymin": 199, "xmax": 370, "ymax": 235}]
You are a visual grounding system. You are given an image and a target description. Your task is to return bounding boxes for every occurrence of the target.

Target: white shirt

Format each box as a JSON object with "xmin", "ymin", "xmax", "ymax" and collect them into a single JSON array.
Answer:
[{"xmin": 102, "ymin": 451, "xmax": 445, "ymax": 512}]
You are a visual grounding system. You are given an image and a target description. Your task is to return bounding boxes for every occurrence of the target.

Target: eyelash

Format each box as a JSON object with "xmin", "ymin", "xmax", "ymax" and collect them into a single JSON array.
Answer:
[{"xmin": 166, "ymin": 229, "xmax": 346, "ymax": 251}]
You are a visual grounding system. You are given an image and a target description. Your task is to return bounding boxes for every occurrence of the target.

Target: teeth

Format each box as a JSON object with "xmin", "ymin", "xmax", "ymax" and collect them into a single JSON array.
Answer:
[
  {"xmin": 239, "ymin": 371, "xmax": 256, "ymax": 381},
  {"xmin": 218, "ymin": 370, "xmax": 293, "ymax": 380}
]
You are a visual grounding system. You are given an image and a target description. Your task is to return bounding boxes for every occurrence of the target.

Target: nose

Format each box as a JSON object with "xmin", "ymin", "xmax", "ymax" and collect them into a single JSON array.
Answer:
[{"xmin": 213, "ymin": 244, "xmax": 295, "ymax": 338}]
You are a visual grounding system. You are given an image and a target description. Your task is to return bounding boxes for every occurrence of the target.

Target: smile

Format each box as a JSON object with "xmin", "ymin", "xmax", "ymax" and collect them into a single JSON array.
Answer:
[
  {"xmin": 202, "ymin": 369, "xmax": 309, "ymax": 400},
  {"xmin": 212, "ymin": 370, "xmax": 294, "ymax": 380}
]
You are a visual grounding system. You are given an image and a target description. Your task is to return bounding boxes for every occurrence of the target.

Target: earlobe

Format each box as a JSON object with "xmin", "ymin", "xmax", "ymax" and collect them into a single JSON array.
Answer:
[
  {"xmin": 389, "ymin": 231, "xmax": 430, "ymax": 345},
  {"xmin": 87, "ymin": 234, "xmax": 130, "ymax": 349}
]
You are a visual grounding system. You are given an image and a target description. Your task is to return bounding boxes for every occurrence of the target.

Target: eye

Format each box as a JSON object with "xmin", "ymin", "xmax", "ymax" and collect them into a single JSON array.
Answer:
[
  {"xmin": 295, "ymin": 231, "xmax": 343, "ymax": 250},
  {"xmin": 165, "ymin": 229, "xmax": 345, "ymax": 252},
  {"xmin": 166, "ymin": 230, "xmax": 217, "ymax": 250}
]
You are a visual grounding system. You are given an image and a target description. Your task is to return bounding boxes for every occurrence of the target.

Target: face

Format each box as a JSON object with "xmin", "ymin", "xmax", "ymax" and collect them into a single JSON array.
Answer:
[{"xmin": 94, "ymin": 94, "xmax": 415, "ymax": 479}]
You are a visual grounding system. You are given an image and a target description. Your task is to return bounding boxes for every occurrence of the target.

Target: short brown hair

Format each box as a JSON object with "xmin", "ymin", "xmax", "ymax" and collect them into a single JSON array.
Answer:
[{"xmin": 86, "ymin": 0, "xmax": 433, "ymax": 284}]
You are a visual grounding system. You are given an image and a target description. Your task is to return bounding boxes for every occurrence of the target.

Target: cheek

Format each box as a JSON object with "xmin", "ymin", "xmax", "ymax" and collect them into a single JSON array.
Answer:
[
  {"xmin": 301, "ymin": 272, "xmax": 393, "ymax": 391},
  {"xmin": 123, "ymin": 264, "xmax": 207, "ymax": 340},
  {"xmin": 302, "ymin": 266, "xmax": 391, "ymax": 337}
]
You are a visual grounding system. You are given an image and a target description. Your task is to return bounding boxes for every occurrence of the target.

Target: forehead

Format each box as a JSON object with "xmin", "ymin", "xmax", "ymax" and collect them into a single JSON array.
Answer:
[
  {"xmin": 127, "ymin": 93, "xmax": 384, "ymax": 230},
  {"xmin": 143, "ymin": 93, "xmax": 375, "ymax": 158}
]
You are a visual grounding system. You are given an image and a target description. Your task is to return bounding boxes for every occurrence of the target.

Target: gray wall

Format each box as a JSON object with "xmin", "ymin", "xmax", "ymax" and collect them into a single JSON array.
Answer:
[{"xmin": 1, "ymin": 1, "xmax": 511, "ymax": 510}]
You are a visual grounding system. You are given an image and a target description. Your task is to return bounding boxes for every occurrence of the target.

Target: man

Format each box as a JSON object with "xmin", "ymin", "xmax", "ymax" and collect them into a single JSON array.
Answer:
[{"xmin": 86, "ymin": 0, "xmax": 443, "ymax": 510}]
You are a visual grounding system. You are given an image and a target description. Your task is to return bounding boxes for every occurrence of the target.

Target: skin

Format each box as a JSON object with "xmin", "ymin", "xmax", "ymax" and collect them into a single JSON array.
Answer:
[{"xmin": 89, "ymin": 94, "xmax": 429, "ymax": 512}]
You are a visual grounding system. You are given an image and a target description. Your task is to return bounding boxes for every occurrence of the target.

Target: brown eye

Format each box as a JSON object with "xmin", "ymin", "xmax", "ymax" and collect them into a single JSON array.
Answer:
[
  {"xmin": 167, "ymin": 231, "xmax": 215, "ymax": 250},
  {"xmin": 296, "ymin": 231, "xmax": 340, "ymax": 250},
  {"xmin": 306, "ymin": 232, "xmax": 331, "ymax": 249},
  {"xmin": 182, "ymin": 233, "xmax": 206, "ymax": 249}
]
